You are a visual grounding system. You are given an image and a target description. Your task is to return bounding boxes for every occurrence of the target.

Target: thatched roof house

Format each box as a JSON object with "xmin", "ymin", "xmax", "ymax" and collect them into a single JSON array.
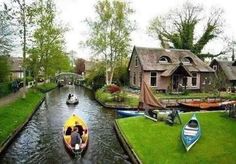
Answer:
[
  {"xmin": 128, "ymin": 46, "xmax": 215, "ymax": 92},
  {"xmin": 210, "ymin": 59, "xmax": 236, "ymax": 88}
]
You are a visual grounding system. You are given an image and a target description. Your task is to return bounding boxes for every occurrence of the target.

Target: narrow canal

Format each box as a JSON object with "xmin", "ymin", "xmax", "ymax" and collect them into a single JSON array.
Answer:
[{"xmin": 0, "ymin": 86, "xmax": 130, "ymax": 163}]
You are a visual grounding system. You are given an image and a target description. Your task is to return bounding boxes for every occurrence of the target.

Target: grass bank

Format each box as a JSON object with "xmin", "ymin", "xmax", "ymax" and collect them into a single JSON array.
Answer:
[
  {"xmin": 117, "ymin": 112, "xmax": 236, "ymax": 163},
  {"xmin": 35, "ymin": 82, "xmax": 57, "ymax": 93},
  {"xmin": 0, "ymin": 90, "xmax": 44, "ymax": 146},
  {"xmin": 95, "ymin": 88, "xmax": 139, "ymax": 108}
]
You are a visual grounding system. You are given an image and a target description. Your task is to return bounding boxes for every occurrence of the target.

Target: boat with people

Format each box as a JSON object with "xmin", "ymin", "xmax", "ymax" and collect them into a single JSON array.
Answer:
[
  {"xmin": 63, "ymin": 114, "xmax": 89, "ymax": 157},
  {"xmin": 181, "ymin": 114, "xmax": 201, "ymax": 151},
  {"xmin": 66, "ymin": 94, "xmax": 79, "ymax": 105},
  {"xmin": 179, "ymin": 100, "xmax": 236, "ymax": 111}
]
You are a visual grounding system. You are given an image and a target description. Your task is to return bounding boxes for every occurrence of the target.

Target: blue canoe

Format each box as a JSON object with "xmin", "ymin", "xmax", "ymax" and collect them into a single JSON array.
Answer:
[
  {"xmin": 181, "ymin": 114, "xmax": 201, "ymax": 151},
  {"xmin": 117, "ymin": 110, "xmax": 144, "ymax": 117}
]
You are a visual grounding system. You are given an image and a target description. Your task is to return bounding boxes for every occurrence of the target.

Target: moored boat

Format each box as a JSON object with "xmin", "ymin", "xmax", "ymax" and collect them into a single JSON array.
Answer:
[
  {"xmin": 181, "ymin": 114, "xmax": 201, "ymax": 151},
  {"xmin": 117, "ymin": 110, "xmax": 144, "ymax": 117},
  {"xmin": 63, "ymin": 114, "xmax": 89, "ymax": 157},
  {"xmin": 179, "ymin": 100, "xmax": 236, "ymax": 111}
]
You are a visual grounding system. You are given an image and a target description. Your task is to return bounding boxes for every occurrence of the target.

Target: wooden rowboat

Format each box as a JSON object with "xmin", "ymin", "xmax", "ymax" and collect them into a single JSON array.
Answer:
[
  {"xmin": 181, "ymin": 114, "xmax": 201, "ymax": 151},
  {"xmin": 63, "ymin": 114, "xmax": 88, "ymax": 157},
  {"xmin": 179, "ymin": 100, "xmax": 236, "ymax": 111}
]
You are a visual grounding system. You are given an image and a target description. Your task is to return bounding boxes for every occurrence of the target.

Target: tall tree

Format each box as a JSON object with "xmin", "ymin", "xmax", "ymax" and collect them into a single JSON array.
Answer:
[
  {"xmin": 27, "ymin": 0, "xmax": 71, "ymax": 83},
  {"xmin": 148, "ymin": 1, "xmax": 225, "ymax": 59},
  {"xmin": 0, "ymin": 3, "xmax": 13, "ymax": 55},
  {"xmin": 12, "ymin": 0, "xmax": 35, "ymax": 98},
  {"xmin": 85, "ymin": 0, "xmax": 134, "ymax": 85}
]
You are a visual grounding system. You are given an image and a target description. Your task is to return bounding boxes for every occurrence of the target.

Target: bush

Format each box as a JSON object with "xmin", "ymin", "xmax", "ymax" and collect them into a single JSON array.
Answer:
[
  {"xmin": 35, "ymin": 83, "xmax": 57, "ymax": 93},
  {"xmin": 0, "ymin": 82, "xmax": 12, "ymax": 98},
  {"xmin": 95, "ymin": 89, "xmax": 113, "ymax": 103},
  {"xmin": 113, "ymin": 91, "xmax": 127, "ymax": 102},
  {"xmin": 106, "ymin": 84, "xmax": 121, "ymax": 93}
]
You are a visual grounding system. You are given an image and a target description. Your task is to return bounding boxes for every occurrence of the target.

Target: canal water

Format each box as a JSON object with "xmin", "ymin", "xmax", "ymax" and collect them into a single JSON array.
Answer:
[{"xmin": 0, "ymin": 86, "xmax": 130, "ymax": 164}]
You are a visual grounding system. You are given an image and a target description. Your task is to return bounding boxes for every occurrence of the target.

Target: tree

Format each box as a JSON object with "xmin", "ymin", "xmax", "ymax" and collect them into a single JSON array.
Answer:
[
  {"xmin": 148, "ymin": 1, "xmax": 225, "ymax": 59},
  {"xmin": 0, "ymin": 3, "xmax": 13, "ymax": 55},
  {"xmin": 27, "ymin": 0, "xmax": 71, "ymax": 83},
  {"xmin": 85, "ymin": 0, "xmax": 134, "ymax": 85},
  {"xmin": 75, "ymin": 58, "xmax": 85, "ymax": 75},
  {"xmin": 12, "ymin": 0, "xmax": 35, "ymax": 98}
]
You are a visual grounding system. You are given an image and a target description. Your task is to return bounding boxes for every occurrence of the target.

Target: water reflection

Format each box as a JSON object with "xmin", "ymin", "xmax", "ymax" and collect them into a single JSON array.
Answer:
[{"xmin": 0, "ymin": 86, "xmax": 130, "ymax": 163}]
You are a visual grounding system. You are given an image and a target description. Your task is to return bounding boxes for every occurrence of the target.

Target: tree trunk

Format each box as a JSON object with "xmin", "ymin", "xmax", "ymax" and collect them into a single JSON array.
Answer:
[{"xmin": 22, "ymin": 0, "xmax": 26, "ymax": 99}]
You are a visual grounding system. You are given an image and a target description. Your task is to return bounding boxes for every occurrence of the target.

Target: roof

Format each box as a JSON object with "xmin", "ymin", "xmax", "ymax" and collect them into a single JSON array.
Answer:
[
  {"xmin": 9, "ymin": 57, "xmax": 23, "ymax": 72},
  {"xmin": 211, "ymin": 59, "xmax": 236, "ymax": 80},
  {"xmin": 132, "ymin": 46, "xmax": 214, "ymax": 73},
  {"xmin": 161, "ymin": 64, "xmax": 192, "ymax": 77}
]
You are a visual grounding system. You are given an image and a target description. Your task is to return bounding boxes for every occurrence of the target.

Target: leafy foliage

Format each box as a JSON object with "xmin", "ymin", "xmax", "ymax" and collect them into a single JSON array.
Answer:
[
  {"xmin": 0, "ymin": 55, "xmax": 10, "ymax": 82},
  {"xmin": 0, "ymin": 4, "xmax": 13, "ymax": 54},
  {"xmin": 148, "ymin": 2, "xmax": 224, "ymax": 59},
  {"xmin": 85, "ymin": 0, "xmax": 134, "ymax": 85},
  {"xmin": 26, "ymin": 0, "xmax": 71, "ymax": 82},
  {"xmin": 106, "ymin": 84, "xmax": 121, "ymax": 93},
  {"xmin": 0, "ymin": 82, "xmax": 12, "ymax": 98}
]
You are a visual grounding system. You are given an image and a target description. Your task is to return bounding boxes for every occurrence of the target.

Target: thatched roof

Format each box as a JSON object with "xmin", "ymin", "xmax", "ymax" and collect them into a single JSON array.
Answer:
[
  {"xmin": 131, "ymin": 46, "xmax": 214, "ymax": 73},
  {"xmin": 211, "ymin": 59, "xmax": 236, "ymax": 80}
]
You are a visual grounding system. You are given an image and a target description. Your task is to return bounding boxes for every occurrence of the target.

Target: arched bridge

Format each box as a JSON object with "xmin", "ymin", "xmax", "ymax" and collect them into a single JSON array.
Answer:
[{"xmin": 55, "ymin": 72, "xmax": 84, "ymax": 85}]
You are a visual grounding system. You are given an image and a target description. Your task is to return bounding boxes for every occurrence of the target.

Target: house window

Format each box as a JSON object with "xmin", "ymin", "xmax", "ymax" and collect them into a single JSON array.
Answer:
[
  {"xmin": 182, "ymin": 57, "xmax": 193, "ymax": 64},
  {"xmin": 192, "ymin": 73, "xmax": 197, "ymax": 86},
  {"xmin": 133, "ymin": 72, "xmax": 136, "ymax": 85},
  {"xmin": 135, "ymin": 56, "xmax": 138, "ymax": 66},
  {"xmin": 159, "ymin": 56, "xmax": 170, "ymax": 63},
  {"xmin": 213, "ymin": 65, "xmax": 217, "ymax": 71},
  {"xmin": 150, "ymin": 72, "xmax": 157, "ymax": 86}
]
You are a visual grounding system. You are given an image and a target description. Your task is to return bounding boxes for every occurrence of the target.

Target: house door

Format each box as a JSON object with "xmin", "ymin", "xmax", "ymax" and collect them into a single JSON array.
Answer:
[{"xmin": 172, "ymin": 75, "xmax": 182, "ymax": 91}]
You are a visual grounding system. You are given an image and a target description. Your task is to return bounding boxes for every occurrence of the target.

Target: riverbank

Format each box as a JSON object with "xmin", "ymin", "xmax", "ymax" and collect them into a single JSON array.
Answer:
[
  {"xmin": 35, "ymin": 82, "xmax": 57, "ymax": 93},
  {"xmin": 0, "ymin": 83, "xmax": 57, "ymax": 154},
  {"xmin": 116, "ymin": 112, "xmax": 236, "ymax": 163},
  {"xmin": 0, "ymin": 90, "xmax": 44, "ymax": 153}
]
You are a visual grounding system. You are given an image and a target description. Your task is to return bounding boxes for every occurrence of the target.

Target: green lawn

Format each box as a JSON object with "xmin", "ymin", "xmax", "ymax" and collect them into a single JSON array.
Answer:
[
  {"xmin": 117, "ymin": 112, "xmax": 236, "ymax": 164},
  {"xmin": 35, "ymin": 82, "xmax": 57, "ymax": 93},
  {"xmin": 0, "ymin": 90, "xmax": 44, "ymax": 145}
]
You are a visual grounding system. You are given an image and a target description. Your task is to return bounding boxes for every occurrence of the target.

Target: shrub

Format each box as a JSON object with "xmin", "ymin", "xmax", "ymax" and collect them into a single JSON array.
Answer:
[
  {"xmin": 107, "ymin": 84, "xmax": 121, "ymax": 93},
  {"xmin": 113, "ymin": 91, "xmax": 127, "ymax": 102},
  {"xmin": 0, "ymin": 82, "xmax": 12, "ymax": 98},
  {"xmin": 95, "ymin": 89, "xmax": 113, "ymax": 102}
]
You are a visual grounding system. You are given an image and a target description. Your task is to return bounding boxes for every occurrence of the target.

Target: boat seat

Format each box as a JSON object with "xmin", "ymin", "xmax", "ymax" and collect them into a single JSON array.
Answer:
[
  {"xmin": 185, "ymin": 125, "xmax": 198, "ymax": 131},
  {"xmin": 184, "ymin": 130, "xmax": 198, "ymax": 136},
  {"xmin": 64, "ymin": 135, "xmax": 71, "ymax": 144}
]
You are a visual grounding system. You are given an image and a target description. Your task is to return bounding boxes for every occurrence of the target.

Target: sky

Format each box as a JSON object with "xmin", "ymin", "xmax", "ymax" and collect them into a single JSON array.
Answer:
[{"xmin": 11, "ymin": 0, "xmax": 236, "ymax": 59}]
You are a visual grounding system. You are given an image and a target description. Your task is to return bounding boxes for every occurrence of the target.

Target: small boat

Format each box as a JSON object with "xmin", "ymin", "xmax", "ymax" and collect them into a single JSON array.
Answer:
[
  {"xmin": 117, "ymin": 110, "xmax": 144, "ymax": 117},
  {"xmin": 179, "ymin": 100, "xmax": 236, "ymax": 111},
  {"xmin": 63, "ymin": 114, "xmax": 89, "ymax": 157},
  {"xmin": 66, "ymin": 96, "xmax": 79, "ymax": 105},
  {"xmin": 181, "ymin": 114, "xmax": 201, "ymax": 151}
]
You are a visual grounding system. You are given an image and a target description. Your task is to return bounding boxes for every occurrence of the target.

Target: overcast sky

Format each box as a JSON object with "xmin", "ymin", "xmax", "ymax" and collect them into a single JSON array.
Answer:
[{"xmin": 12, "ymin": 0, "xmax": 236, "ymax": 59}]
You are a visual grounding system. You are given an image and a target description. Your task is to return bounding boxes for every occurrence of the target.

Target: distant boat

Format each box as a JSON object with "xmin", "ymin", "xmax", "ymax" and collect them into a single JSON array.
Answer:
[
  {"xmin": 63, "ymin": 114, "xmax": 89, "ymax": 157},
  {"xmin": 179, "ymin": 100, "xmax": 236, "ymax": 111},
  {"xmin": 181, "ymin": 114, "xmax": 201, "ymax": 151},
  {"xmin": 117, "ymin": 110, "xmax": 144, "ymax": 117},
  {"xmin": 66, "ymin": 96, "xmax": 79, "ymax": 105}
]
